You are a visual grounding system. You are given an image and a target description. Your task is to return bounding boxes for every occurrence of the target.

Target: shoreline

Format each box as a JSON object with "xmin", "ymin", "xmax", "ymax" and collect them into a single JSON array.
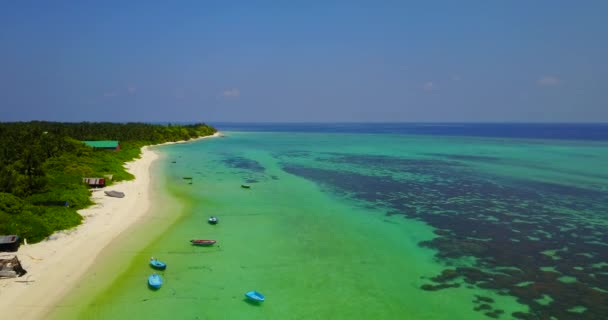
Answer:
[{"xmin": 0, "ymin": 132, "xmax": 220, "ymax": 319}]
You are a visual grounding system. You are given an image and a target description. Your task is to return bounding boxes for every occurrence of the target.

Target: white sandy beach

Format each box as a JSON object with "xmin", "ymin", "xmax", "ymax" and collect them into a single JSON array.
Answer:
[{"xmin": 0, "ymin": 132, "xmax": 220, "ymax": 319}]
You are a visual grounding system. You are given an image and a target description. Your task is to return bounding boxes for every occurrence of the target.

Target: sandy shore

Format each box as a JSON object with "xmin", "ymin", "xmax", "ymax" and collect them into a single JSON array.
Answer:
[{"xmin": 0, "ymin": 132, "xmax": 220, "ymax": 319}]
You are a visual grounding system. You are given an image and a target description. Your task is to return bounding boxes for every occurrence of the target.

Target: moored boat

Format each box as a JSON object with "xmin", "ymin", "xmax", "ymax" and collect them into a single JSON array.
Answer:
[
  {"xmin": 241, "ymin": 184, "xmax": 251, "ymax": 189},
  {"xmin": 208, "ymin": 216, "xmax": 218, "ymax": 225},
  {"xmin": 149, "ymin": 257, "xmax": 166, "ymax": 270},
  {"xmin": 148, "ymin": 273, "xmax": 162, "ymax": 289},
  {"xmin": 245, "ymin": 291, "xmax": 265, "ymax": 302},
  {"xmin": 190, "ymin": 239, "xmax": 217, "ymax": 246}
]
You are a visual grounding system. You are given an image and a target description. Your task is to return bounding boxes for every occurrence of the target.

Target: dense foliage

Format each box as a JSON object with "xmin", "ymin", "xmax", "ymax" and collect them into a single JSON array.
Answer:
[{"xmin": 0, "ymin": 122, "xmax": 216, "ymax": 243}]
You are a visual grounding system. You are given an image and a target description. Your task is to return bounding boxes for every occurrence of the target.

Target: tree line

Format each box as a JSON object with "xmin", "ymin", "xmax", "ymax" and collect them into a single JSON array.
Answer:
[{"xmin": 0, "ymin": 121, "xmax": 216, "ymax": 243}]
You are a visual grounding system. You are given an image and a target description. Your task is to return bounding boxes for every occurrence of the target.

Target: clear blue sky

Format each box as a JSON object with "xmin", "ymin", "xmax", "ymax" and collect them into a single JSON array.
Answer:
[{"xmin": 1, "ymin": 1, "xmax": 606, "ymax": 122}]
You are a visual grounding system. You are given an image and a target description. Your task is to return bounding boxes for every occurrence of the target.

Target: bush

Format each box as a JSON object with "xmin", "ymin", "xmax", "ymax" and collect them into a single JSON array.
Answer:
[
  {"xmin": 38, "ymin": 207, "xmax": 82, "ymax": 231},
  {"xmin": 0, "ymin": 192, "xmax": 24, "ymax": 215},
  {"xmin": 11, "ymin": 209, "xmax": 52, "ymax": 243}
]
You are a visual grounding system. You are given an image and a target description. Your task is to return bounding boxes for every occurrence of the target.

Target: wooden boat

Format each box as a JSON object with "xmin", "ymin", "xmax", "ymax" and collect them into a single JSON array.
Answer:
[
  {"xmin": 148, "ymin": 273, "xmax": 162, "ymax": 289},
  {"xmin": 241, "ymin": 184, "xmax": 251, "ymax": 189},
  {"xmin": 245, "ymin": 291, "xmax": 265, "ymax": 302},
  {"xmin": 208, "ymin": 216, "xmax": 218, "ymax": 225},
  {"xmin": 190, "ymin": 239, "xmax": 217, "ymax": 246},
  {"xmin": 0, "ymin": 235, "xmax": 20, "ymax": 252},
  {"xmin": 104, "ymin": 190, "xmax": 125, "ymax": 198},
  {"xmin": 149, "ymin": 257, "xmax": 166, "ymax": 270}
]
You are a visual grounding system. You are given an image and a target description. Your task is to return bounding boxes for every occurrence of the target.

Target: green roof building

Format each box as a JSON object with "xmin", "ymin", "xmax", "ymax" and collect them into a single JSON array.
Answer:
[{"xmin": 82, "ymin": 140, "xmax": 120, "ymax": 150}]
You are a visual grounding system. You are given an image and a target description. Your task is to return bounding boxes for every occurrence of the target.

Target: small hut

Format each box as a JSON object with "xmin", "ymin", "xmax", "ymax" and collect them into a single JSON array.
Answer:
[
  {"xmin": 82, "ymin": 140, "xmax": 120, "ymax": 151},
  {"xmin": 34, "ymin": 201, "xmax": 70, "ymax": 207},
  {"xmin": 0, "ymin": 256, "xmax": 27, "ymax": 278},
  {"xmin": 83, "ymin": 177, "xmax": 106, "ymax": 188}
]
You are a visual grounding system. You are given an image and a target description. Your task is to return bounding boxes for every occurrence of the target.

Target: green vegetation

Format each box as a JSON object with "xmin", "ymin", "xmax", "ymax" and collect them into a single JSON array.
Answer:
[{"xmin": 0, "ymin": 121, "xmax": 216, "ymax": 243}]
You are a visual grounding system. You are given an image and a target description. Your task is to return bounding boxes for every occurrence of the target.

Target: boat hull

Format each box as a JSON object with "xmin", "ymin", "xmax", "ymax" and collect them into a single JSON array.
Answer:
[
  {"xmin": 104, "ymin": 190, "xmax": 125, "ymax": 198},
  {"xmin": 150, "ymin": 259, "xmax": 166, "ymax": 270},
  {"xmin": 245, "ymin": 291, "xmax": 265, "ymax": 302},
  {"xmin": 190, "ymin": 239, "xmax": 217, "ymax": 246},
  {"xmin": 148, "ymin": 274, "xmax": 162, "ymax": 289}
]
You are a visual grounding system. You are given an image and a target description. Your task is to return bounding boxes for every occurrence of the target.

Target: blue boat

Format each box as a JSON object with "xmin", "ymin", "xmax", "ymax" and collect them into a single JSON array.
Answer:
[
  {"xmin": 245, "ymin": 291, "xmax": 265, "ymax": 302},
  {"xmin": 149, "ymin": 257, "xmax": 166, "ymax": 270},
  {"xmin": 148, "ymin": 274, "xmax": 163, "ymax": 289}
]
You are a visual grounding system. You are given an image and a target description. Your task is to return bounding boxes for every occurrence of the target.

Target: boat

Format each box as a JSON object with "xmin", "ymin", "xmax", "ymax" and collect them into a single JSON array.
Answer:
[
  {"xmin": 190, "ymin": 239, "xmax": 217, "ymax": 246},
  {"xmin": 149, "ymin": 257, "xmax": 166, "ymax": 270},
  {"xmin": 245, "ymin": 291, "xmax": 265, "ymax": 302},
  {"xmin": 0, "ymin": 235, "xmax": 20, "ymax": 252},
  {"xmin": 208, "ymin": 216, "xmax": 218, "ymax": 225},
  {"xmin": 104, "ymin": 190, "xmax": 125, "ymax": 198},
  {"xmin": 148, "ymin": 273, "xmax": 162, "ymax": 289},
  {"xmin": 241, "ymin": 184, "xmax": 251, "ymax": 189}
]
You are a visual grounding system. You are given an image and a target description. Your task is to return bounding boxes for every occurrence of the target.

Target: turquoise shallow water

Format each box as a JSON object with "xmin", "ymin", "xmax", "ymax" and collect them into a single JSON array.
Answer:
[{"xmin": 51, "ymin": 130, "xmax": 608, "ymax": 319}]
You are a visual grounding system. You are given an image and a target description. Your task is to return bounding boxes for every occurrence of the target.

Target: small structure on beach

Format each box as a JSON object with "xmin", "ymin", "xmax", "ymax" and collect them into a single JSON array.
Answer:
[
  {"xmin": 82, "ymin": 140, "xmax": 120, "ymax": 151},
  {"xmin": 83, "ymin": 177, "xmax": 106, "ymax": 188},
  {"xmin": 0, "ymin": 235, "xmax": 20, "ymax": 252},
  {"xmin": 33, "ymin": 201, "xmax": 70, "ymax": 207},
  {"xmin": 0, "ymin": 256, "xmax": 27, "ymax": 278}
]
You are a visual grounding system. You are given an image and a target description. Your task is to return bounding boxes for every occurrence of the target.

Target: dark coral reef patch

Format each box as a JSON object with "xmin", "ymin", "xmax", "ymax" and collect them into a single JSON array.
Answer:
[
  {"xmin": 221, "ymin": 156, "xmax": 265, "ymax": 173},
  {"xmin": 282, "ymin": 153, "xmax": 608, "ymax": 319}
]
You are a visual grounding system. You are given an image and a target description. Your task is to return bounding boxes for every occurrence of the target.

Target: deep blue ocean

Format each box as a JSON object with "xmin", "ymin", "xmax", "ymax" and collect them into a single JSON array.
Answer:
[{"xmin": 210, "ymin": 122, "xmax": 608, "ymax": 141}]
